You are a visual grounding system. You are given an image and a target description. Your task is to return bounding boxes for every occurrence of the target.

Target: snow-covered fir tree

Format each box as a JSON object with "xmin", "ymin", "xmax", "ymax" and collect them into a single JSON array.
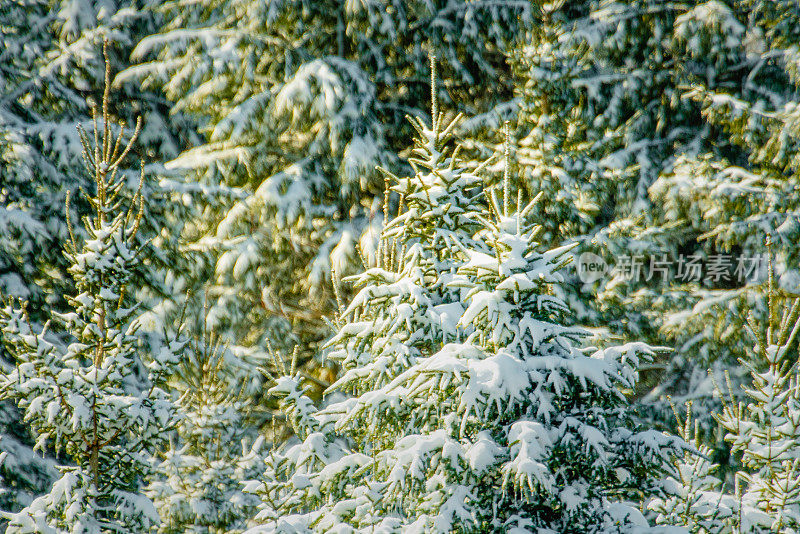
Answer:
[
  {"xmin": 649, "ymin": 403, "xmax": 735, "ymax": 534},
  {"xmin": 121, "ymin": 1, "xmax": 536, "ymax": 373},
  {"xmin": 147, "ymin": 311, "xmax": 265, "ymax": 534},
  {"xmin": 0, "ymin": 0, "xmax": 197, "ymax": 514},
  {"xmin": 715, "ymin": 273, "xmax": 800, "ymax": 533},
  {"xmin": 472, "ymin": 0, "xmax": 800, "ymax": 420},
  {"xmin": 0, "ymin": 69, "xmax": 181, "ymax": 532},
  {"xmin": 651, "ymin": 266, "xmax": 800, "ymax": 533},
  {"xmin": 244, "ymin": 91, "xmax": 684, "ymax": 532}
]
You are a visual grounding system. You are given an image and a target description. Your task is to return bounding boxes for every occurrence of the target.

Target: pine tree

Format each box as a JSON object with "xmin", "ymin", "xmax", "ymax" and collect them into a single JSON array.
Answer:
[
  {"xmin": 121, "ymin": 0, "xmax": 536, "ymax": 372},
  {"xmin": 245, "ymin": 90, "xmax": 683, "ymax": 532},
  {"xmin": 716, "ymin": 272, "xmax": 800, "ymax": 533},
  {"xmin": 649, "ymin": 403, "xmax": 735, "ymax": 534},
  {"xmin": 0, "ymin": 61, "xmax": 181, "ymax": 532},
  {"xmin": 0, "ymin": 0, "xmax": 197, "ymax": 513},
  {"xmin": 652, "ymin": 266, "xmax": 800, "ymax": 533},
  {"xmin": 147, "ymin": 312, "xmax": 265, "ymax": 534},
  {"xmin": 471, "ymin": 0, "xmax": 800, "ymax": 423}
]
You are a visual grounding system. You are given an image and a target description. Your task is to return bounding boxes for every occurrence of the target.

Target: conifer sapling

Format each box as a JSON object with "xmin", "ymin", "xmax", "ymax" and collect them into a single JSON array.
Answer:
[{"xmin": 0, "ymin": 43, "xmax": 182, "ymax": 533}]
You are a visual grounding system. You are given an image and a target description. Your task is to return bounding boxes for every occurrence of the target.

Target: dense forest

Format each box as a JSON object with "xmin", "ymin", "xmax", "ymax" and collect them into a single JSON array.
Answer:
[{"xmin": 2, "ymin": 1, "xmax": 800, "ymax": 532}]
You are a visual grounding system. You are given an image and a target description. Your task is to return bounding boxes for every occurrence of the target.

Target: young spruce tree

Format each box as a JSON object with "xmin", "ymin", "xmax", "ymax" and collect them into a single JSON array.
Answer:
[
  {"xmin": 0, "ymin": 55, "xmax": 181, "ymax": 533},
  {"xmin": 245, "ymin": 80, "xmax": 683, "ymax": 532},
  {"xmin": 648, "ymin": 403, "xmax": 735, "ymax": 534},
  {"xmin": 147, "ymin": 311, "xmax": 265, "ymax": 534},
  {"xmin": 651, "ymin": 261, "xmax": 800, "ymax": 533},
  {"xmin": 0, "ymin": 0, "xmax": 197, "ymax": 512},
  {"xmin": 716, "ymin": 270, "xmax": 800, "ymax": 533}
]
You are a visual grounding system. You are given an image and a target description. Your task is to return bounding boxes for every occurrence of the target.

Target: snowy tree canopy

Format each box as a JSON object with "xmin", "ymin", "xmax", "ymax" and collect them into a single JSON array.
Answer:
[
  {"xmin": 463, "ymin": 0, "xmax": 800, "ymax": 426},
  {"xmin": 2, "ymin": 2, "xmax": 800, "ymax": 533},
  {"xmin": 119, "ymin": 0, "xmax": 536, "ymax": 372}
]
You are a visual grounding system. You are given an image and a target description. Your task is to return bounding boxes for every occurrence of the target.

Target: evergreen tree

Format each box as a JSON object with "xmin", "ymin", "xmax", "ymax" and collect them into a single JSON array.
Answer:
[
  {"xmin": 649, "ymin": 403, "xmax": 735, "ymax": 534},
  {"xmin": 147, "ymin": 313, "xmax": 265, "ymax": 534},
  {"xmin": 478, "ymin": 0, "xmax": 800, "ymax": 416},
  {"xmin": 0, "ymin": 0, "xmax": 196, "ymax": 513},
  {"xmin": 652, "ymin": 269, "xmax": 800, "ymax": 533},
  {"xmin": 716, "ymin": 280, "xmax": 800, "ymax": 532},
  {"xmin": 122, "ymin": 0, "xmax": 536, "ymax": 370},
  {"xmin": 245, "ymin": 93, "xmax": 682, "ymax": 532},
  {"xmin": 0, "ymin": 68, "xmax": 181, "ymax": 532}
]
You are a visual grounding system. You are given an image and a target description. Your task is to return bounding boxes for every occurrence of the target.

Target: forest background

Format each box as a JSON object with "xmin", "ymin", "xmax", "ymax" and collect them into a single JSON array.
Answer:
[{"xmin": 3, "ymin": 0, "xmax": 800, "ymax": 532}]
